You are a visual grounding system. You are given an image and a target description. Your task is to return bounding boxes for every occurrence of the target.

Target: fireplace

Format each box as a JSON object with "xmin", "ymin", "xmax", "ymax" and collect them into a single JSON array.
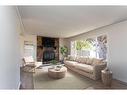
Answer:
[
  {"xmin": 37, "ymin": 36, "xmax": 59, "ymax": 63},
  {"xmin": 43, "ymin": 50, "xmax": 55, "ymax": 62}
]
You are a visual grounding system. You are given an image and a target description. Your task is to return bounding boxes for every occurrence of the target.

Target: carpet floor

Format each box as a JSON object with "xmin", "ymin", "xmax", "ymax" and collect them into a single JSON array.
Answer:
[{"xmin": 33, "ymin": 66, "xmax": 95, "ymax": 89}]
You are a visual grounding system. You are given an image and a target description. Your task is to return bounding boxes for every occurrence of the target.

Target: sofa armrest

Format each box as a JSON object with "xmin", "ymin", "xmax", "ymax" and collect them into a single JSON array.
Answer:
[{"xmin": 93, "ymin": 62, "xmax": 107, "ymax": 80}]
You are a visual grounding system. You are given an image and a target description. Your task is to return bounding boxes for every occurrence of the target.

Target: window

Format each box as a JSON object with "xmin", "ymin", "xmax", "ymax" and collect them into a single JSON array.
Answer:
[
  {"xmin": 24, "ymin": 41, "xmax": 35, "ymax": 59},
  {"xmin": 71, "ymin": 39, "xmax": 96, "ymax": 58},
  {"xmin": 70, "ymin": 35, "xmax": 107, "ymax": 60}
]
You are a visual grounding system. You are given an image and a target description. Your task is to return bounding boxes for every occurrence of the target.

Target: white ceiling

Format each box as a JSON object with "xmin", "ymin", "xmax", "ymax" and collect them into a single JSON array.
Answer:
[{"xmin": 18, "ymin": 6, "xmax": 127, "ymax": 38}]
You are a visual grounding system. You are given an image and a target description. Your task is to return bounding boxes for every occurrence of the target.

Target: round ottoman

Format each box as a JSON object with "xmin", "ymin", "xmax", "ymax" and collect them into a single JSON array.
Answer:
[{"xmin": 48, "ymin": 66, "xmax": 67, "ymax": 79}]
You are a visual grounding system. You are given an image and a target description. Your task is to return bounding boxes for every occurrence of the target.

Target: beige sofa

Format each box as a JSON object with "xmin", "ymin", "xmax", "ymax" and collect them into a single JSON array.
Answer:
[{"xmin": 64, "ymin": 56, "xmax": 107, "ymax": 80}]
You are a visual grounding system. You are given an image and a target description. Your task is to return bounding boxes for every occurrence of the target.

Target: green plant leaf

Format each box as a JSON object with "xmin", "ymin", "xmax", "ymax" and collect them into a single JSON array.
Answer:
[{"xmin": 60, "ymin": 46, "xmax": 68, "ymax": 56}]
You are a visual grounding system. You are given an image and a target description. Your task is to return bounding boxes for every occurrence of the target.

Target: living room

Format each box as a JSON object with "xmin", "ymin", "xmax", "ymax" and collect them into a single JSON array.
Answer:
[
  {"xmin": 1, "ymin": 4, "xmax": 127, "ymax": 92},
  {"xmin": 19, "ymin": 6, "xmax": 127, "ymax": 89}
]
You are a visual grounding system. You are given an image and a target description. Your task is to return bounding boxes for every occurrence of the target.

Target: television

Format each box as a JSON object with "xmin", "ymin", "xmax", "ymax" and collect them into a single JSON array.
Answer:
[{"xmin": 42, "ymin": 37, "xmax": 55, "ymax": 47}]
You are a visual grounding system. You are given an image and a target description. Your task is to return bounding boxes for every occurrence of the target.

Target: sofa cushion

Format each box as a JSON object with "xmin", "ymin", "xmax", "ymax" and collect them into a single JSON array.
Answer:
[
  {"xmin": 92, "ymin": 58, "xmax": 103, "ymax": 64},
  {"xmin": 65, "ymin": 61, "xmax": 78, "ymax": 67},
  {"xmin": 75, "ymin": 63, "xmax": 94, "ymax": 74}
]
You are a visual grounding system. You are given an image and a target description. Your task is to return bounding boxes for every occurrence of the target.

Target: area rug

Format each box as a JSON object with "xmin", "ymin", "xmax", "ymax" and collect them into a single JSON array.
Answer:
[{"xmin": 33, "ymin": 66, "xmax": 95, "ymax": 89}]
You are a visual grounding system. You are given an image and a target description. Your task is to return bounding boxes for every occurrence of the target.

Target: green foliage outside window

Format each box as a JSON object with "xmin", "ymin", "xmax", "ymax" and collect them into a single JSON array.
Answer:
[{"xmin": 76, "ymin": 40, "xmax": 95, "ymax": 51}]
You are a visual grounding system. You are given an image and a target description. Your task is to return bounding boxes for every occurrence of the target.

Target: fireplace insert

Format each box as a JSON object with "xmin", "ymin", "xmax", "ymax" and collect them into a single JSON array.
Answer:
[{"xmin": 43, "ymin": 50, "xmax": 55, "ymax": 63}]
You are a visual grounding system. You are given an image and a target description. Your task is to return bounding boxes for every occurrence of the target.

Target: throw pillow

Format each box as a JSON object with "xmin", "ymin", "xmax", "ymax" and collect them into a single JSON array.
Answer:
[
  {"xmin": 75, "ymin": 56, "xmax": 79, "ymax": 62},
  {"xmin": 65, "ymin": 56, "xmax": 70, "ymax": 60},
  {"xmin": 92, "ymin": 58, "xmax": 103, "ymax": 64},
  {"xmin": 69, "ymin": 56, "xmax": 76, "ymax": 61},
  {"xmin": 85, "ymin": 58, "xmax": 93, "ymax": 65},
  {"xmin": 80, "ymin": 57, "xmax": 87, "ymax": 64}
]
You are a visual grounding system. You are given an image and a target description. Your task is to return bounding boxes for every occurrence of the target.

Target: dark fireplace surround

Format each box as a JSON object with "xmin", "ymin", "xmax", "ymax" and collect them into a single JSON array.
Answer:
[{"xmin": 37, "ymin": 36, "xmax": 59, "ymax": 64}]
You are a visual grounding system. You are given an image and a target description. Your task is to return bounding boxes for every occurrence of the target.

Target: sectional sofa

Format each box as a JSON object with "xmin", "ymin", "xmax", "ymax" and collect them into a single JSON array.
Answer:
[{"xmin": 64, "ymin": 56, "xmax": 107, "ymax": 80}]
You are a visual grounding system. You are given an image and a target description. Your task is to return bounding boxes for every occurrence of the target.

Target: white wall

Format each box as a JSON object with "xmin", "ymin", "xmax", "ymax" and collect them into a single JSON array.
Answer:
[
  {"xmin": 67, "ymin": 20, "xmax": 127, "ymax": 83},
  {"xmin": 0, "ymin": 6, "xmax": 21, "ymax": 89},
  {"xmin": 20, "ymin": 34, "xmax": 37, "ymax": 60},
  {"xmin": 108, "ymin": 21, "xmax": 127, "ymax": 83}
]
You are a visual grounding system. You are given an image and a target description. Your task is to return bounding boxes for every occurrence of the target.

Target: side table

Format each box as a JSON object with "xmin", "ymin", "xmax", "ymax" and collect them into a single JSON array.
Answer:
[{"xmin": 101, "ymin": 69, "xmax": 112, "ymax": 86}]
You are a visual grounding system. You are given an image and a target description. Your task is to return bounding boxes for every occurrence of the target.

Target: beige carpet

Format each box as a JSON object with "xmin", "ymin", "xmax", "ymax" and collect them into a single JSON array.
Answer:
[{"xmin": 33, "ymin": 66, "xmax": 95, "ymax": 89}]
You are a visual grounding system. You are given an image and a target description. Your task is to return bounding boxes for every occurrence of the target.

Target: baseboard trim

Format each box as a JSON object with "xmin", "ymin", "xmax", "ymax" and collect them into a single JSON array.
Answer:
[{"xmin": 114, "ymin": 78, "xmax": 127, "ymax": 86}]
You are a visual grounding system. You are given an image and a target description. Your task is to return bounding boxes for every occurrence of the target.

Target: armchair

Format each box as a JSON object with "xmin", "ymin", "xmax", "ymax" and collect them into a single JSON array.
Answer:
[{"xmin": 22, "ymin": 56, "xmax": 42, "ymax": 73}]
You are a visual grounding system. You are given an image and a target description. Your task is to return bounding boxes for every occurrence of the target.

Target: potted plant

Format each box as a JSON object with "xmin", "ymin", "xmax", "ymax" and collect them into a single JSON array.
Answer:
[
  {"xmin": 50, "ymin": 60, "xmax": 57, "ymax": 68},
  {"xmin": 60, "ymin": 46, "xmax": 68, "ymax": 63}
]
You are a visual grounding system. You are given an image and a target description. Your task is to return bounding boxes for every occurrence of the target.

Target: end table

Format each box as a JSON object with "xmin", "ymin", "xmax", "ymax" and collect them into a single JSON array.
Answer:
[{"xmin": 101, "ymin": 69, "xmax": 112, "ymax": 86}]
